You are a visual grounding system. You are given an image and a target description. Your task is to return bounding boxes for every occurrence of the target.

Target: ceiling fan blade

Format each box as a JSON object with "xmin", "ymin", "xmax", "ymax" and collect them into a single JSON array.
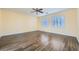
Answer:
[
  {"xmin": 32, "ymin": 8, "xmax": 36, "ymax": 10},
  {"xmin": 39, "ymin": 8, "xmax": 43, "ymax": 10},
  {"xmin": 32, "ymin": 8, "xmax": 44, "ymax": 15},
  {"xmin": 39, "ymin": 10, "xmax": 43, "ymax": 13}
]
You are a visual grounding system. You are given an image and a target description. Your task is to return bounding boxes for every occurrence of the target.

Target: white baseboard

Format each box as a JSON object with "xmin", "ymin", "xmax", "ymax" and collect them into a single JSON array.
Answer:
[
  {"xmin": 39, "ymin": 30, "xmax": 77, "ymax": 37},
  {"xmin": 1, "ymin": 30, "xmax": 37, "ymax": 37},
  {"xmin": 1, "ymin": 30, "xmax": 77, "ymax": 37}
]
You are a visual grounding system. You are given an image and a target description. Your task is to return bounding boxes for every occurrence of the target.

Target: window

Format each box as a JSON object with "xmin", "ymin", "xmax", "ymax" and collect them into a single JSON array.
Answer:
[
  {"xmin": 41, "ymin": 18, "xmax": 48, "ymax": 28},
  {"xmin": 51, "ymin": 16, "xmax": 65, "ymax": 28}
]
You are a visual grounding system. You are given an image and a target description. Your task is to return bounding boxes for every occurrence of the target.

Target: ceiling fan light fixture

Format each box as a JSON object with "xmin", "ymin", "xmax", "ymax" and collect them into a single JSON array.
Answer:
[{"xmin": 32, "ymin": 8, "xmax": 44, "ymax": 15}]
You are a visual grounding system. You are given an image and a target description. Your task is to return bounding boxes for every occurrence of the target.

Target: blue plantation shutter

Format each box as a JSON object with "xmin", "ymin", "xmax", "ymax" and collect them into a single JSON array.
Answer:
[{"xmin": 52, "ymin": 16, "xmax": 65, "ymax": 28}]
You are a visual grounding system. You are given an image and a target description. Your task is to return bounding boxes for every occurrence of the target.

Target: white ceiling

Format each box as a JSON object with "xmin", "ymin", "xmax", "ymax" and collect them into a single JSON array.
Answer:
[{"xmin": 4, "ymin": 8, "xmax": 68, "ymax": 16}]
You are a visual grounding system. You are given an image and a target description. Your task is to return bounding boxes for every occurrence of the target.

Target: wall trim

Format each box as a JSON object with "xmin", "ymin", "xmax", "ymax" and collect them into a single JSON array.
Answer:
[
  {"xmin": 1, "ymin": 30, "xmax": 77, "ymax": 37},
  {"xmin": 39, "ymin": 30, "xmax": 77, "ymax": 37},
  {"xmin": 1, "ymin": 30, "xmax": 37, "ymax": 37}
]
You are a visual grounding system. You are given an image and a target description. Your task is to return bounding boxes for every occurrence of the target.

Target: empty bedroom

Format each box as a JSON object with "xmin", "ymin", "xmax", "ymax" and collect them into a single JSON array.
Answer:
[{"xmin": 0, "ymin": 8, "xmax": 79, "ymax": 51}]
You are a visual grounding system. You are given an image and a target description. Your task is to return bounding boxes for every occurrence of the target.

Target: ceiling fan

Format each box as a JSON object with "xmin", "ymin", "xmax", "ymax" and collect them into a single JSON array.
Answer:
[{"xmin": 32, "ymin": 8, "xmax": 44, "ymax": 15}]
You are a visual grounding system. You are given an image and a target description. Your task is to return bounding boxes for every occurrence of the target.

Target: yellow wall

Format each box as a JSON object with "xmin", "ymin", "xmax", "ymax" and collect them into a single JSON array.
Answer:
[
  {"xmin": 0, "ymin": 9, "xmax": 2, "ymax": 37},
  {"xmin": 1, "ymin": 9, "xmax": 37, "ymax": 36},
  {"xmin": 0, "ymin": 9, "xmax": 78, "ymax": 39},
  {"xmin": 77, "ymin": 9, "xmax": 79, "ymax": 41},
  {"xmin": 38, "ymin": 9, "xmax": 77, "ymax": 37}
]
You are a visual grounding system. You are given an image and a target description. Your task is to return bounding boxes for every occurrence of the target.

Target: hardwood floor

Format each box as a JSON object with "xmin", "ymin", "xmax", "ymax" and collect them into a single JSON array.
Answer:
[{"xmin": 0, "ymin": 31, "xmax": 79, "ymax": 51}]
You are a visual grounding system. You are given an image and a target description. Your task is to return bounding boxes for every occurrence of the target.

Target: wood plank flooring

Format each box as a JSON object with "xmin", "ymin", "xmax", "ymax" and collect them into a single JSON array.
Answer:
[{"xmin": 0, "ymin": 31, "xmax": 79, "ymax": 51}]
